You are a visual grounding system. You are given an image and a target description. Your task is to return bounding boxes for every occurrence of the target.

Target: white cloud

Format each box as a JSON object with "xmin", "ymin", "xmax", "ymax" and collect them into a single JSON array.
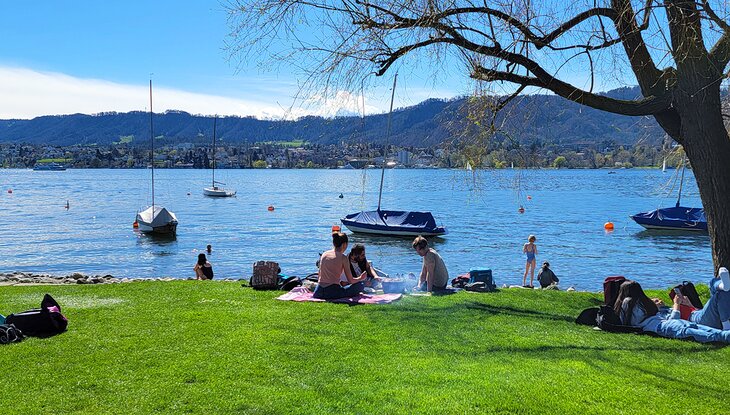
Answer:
[
  {"xmin": 0, "ymin": 66, "xmax": 387, "ymax": 120},
  {"xmin": 0, "ymin": 66, "xmax": 467, "ymax": 121}
]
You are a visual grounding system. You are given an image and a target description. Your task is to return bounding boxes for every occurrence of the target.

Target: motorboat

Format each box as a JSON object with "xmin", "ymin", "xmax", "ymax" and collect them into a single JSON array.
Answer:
[{"xmin": 33, "ymin": 162, "xmax": 66, "ymax": 171}]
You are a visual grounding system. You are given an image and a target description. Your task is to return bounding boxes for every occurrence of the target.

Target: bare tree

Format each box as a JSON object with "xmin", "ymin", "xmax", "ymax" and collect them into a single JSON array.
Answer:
[{"xmin": 228, "ymin": 0, "xmax": 730, "ymax": 272}]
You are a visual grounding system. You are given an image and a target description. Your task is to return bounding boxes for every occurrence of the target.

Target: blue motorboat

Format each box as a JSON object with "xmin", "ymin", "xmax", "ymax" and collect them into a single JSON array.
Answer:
[
  {"xmin": 630, "ymin": 205, "xmax": 707, "ymax": 231},
  {"xmin": 341, "ymin": 210, "xmax": 447, "ymax": 237},
  {"xmin": 630, "ymin": 157, "xmax": 706, "ymax": 232}
]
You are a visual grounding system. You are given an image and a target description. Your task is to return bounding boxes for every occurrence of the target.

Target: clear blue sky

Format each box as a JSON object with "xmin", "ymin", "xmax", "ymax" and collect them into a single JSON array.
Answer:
[{"xmin": 0, "ymin": 0, "xmax": 469, "ymax": 119}]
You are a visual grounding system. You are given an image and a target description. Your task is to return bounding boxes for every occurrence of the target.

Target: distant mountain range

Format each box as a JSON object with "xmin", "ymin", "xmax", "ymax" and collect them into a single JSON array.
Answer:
[{"xmin": 0, "ymin": 86, "xmax": 664, "ymax": 148}]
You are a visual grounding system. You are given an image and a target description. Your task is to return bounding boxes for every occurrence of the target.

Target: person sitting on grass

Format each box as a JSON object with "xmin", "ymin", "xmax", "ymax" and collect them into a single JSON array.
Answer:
[
  {"xmin": 314, "ymin": 232, "xmax": 367, "ymax": 300},
  {"xmin": 412, "ymin": 236, "xmax": 449, "ymax": 292},
  {"xmin": 537, "ymin": 261, "xmax": 559, "ymax": 289},
  {"xmin": 613, "ymin": 275, "xmax": 730, "ymax": 343},
  {"xmin": 193, "ymin": 253, "xmax": 214, "ymax": 280},
  {"xmin": 348, "ymin": 244, "xmax": 382, "ymax": 288}
]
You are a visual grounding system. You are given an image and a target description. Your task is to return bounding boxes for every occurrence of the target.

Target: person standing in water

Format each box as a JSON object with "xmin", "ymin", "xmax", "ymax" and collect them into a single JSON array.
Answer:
[{"xmin": 522, "ymin": 235, "xmax": 538, "ymax": 288}]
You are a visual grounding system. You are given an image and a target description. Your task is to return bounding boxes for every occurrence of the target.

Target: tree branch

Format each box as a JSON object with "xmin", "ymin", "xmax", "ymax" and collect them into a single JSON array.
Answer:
[{"xmin": 471, "ymin": 66, "xmax": 672, "ymax": 116}]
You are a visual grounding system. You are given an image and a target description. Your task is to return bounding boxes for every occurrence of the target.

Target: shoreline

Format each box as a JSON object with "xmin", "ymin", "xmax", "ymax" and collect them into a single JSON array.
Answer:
[{"xmin": 0, "ymin": 272, "xmax": 245, "ymax": 286}]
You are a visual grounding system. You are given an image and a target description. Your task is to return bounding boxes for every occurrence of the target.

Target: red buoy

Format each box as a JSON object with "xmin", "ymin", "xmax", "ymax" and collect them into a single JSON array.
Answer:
[{"xmin": 267, "ymin": 205, "xmax": 275, "ymax": 211}]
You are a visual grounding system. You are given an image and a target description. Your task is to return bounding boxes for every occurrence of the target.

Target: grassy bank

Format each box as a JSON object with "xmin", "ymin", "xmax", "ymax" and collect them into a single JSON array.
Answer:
[{"xmin": 0, "ymin": 282, "xmax": 726, "ymax": 414}]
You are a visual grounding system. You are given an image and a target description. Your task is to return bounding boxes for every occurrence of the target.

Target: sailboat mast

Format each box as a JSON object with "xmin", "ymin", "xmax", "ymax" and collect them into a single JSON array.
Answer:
[
  {"xmin": 377, "ymin": 74, "xmax": 398, "ymax": 211},
  {"xmin": 212, "ymin": 115, "xmax": 217, "ymax": 187},
  {"xmin": 677, "ymin": 155, "xmax": 686, "ymax": 207},
  {"xmin": 149, "ymin": 79, "xmax": 155, "ymax": 210}
]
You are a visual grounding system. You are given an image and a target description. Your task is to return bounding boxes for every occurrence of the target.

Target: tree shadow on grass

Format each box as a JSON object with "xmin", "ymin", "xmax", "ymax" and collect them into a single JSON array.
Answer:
[{"xmin": 464, "ymin": 301, "xmax": 575, "ymax": 323}]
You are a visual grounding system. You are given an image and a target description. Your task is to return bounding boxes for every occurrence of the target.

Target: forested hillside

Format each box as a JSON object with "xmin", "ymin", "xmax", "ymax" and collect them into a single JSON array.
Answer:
[{"xmin": 0, "ymin": 87, "xmax": 664, "ymax": 148}]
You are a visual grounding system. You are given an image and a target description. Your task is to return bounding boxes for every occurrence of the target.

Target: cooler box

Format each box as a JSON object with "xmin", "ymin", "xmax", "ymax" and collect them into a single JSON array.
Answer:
[{"xmin": 469, "ymin": 268, "xmax": 493, "ymax": 284}]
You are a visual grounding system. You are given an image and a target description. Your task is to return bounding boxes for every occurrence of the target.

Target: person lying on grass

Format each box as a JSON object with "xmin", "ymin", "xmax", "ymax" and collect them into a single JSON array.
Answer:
[
  {"xmin": 412, "ymin": 236, "xmax": 449, "ymax": 293},
  {"xmin": 614, "ymin": 271, "xmax": 730, "ymax": 343},
  {"xmin": 314, "ymin": 232, "xmax": 367, "ymax": 300}
]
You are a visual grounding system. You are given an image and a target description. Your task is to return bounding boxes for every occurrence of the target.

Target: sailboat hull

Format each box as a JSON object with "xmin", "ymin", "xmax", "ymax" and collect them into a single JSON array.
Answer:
[
  {"xmin": 341, "ymin": 210, "xmax": 447, "ymax": 237},
  {"xmin": 203, "ymin": 187, "xmax": 236, "ymax": 197},
  {"xmin": 630, "ymin": 206, "xmax": 707, "ymax": 232},
  {"xmin": 136, "ymin": 206, "xmax": 179, "ymax": 235}
]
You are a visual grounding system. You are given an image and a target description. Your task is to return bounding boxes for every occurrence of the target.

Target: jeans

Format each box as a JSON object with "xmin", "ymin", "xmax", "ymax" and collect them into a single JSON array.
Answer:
[
  {"xmin": 656, "ymin": 318, "xmax": 730, "ymax": 343},
  {"xmin": 690, "ymin": 277, "xmax": 730, "ymax": 329},
  {"xmin": 313, "ymin": 282, "xmax": 364, "ymax": 299}
]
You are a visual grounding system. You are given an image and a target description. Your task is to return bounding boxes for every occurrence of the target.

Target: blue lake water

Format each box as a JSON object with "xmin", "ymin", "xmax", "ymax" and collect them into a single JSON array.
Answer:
[{"xmin": 0, "ymin": 168, "xmax": 712, "ymax": 290}]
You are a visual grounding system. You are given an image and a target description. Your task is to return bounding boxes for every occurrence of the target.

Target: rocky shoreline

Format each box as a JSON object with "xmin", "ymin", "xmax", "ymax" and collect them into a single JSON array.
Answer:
[
  {"xmin": 0, "ymin": 272, "xmax": 128, "ymax": 285},
  {"xmin": 0, "ymin": 272, "xmax": 246, "ymax": 285}
]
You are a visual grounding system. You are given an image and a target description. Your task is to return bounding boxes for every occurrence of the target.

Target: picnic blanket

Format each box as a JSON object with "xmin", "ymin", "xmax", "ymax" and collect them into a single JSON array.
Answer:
[{"xmin": 276, "ymin": 287, "xmax": 402, "ymax": 305}]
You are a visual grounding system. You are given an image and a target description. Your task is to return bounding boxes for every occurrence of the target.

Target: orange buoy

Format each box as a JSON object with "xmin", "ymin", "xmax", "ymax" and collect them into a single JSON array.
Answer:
[
  {"xmin": 331, "ymin": 225, "xmax": 341, "ymax": 233},
  {"xmin": 267, "ymin": 205, "xmax": 275, "ymax": 211},
  {"xmin": 133, "ymin": 221, "xmax": 139, "ymax": 228},
  {"xmin": 518, "ymin": 206, "xmax": 525, "ymax": 214},
  {"xmin": 604, "ymin": 222, "xmax": 614, "ymax": 231}
]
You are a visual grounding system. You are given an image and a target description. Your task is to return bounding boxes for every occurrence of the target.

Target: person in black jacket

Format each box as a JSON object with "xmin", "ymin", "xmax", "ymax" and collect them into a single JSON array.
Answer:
[{"xmin": 537, "ymin": 261, "xmax": 559, "ymax": 289}]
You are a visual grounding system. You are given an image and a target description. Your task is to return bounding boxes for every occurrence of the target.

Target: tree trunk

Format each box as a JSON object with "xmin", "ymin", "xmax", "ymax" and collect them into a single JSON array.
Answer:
[{"xmin": 673, "ymin": 86, "xmax": 730, "ymax": 275}]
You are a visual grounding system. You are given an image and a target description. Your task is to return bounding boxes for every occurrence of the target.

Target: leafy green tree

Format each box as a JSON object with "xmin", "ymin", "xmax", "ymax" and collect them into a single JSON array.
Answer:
[
  {"xmin": 252, "ymin": 160, "xmax": 268, "ymax": 169},
  {"xmin": 552, "ymin": 156, "xmax": 567, "ymax": 169}
]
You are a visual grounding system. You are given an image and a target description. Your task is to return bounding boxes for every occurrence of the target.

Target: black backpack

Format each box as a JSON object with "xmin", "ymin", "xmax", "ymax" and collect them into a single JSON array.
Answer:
[
  {"xmin": 575, "ymin": 305, "xmax": 642, "ymax": 334},
  {"xmin": 6, "ymin": 294, "xmax": 68, "ymax": 337},
  {"xmin": 0, "ymin": 324, "xmax": 24, "ymax": 344}
]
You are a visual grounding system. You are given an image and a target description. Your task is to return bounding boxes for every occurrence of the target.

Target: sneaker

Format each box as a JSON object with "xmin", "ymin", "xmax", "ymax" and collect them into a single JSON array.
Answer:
[{"xmin": 363, "ymin": 287, "xmax": 376, "ymax": 294}]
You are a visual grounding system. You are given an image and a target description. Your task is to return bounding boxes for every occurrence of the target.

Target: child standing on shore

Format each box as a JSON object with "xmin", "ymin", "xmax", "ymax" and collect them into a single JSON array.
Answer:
[{"xmin": 522, "ymin": 235, "xmax": 538, "ymax": 288}]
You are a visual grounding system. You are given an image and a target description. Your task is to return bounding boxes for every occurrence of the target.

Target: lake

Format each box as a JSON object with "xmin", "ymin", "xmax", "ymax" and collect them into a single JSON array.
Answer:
[{"xmin": 0, "ymin": 168, "xmax": 712, "ymax": 290}]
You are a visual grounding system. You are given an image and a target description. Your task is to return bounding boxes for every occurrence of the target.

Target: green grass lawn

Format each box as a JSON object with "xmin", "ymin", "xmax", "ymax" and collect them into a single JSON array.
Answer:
[{"xmin": 1, "ymin": 282, "xmax": 726, "ymax": 414}]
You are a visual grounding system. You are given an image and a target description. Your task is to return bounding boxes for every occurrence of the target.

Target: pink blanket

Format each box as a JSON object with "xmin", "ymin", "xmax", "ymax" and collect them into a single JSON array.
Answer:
[{"xmin": 276, "ymin": 287, "xmax": 402, "ymax": 304}]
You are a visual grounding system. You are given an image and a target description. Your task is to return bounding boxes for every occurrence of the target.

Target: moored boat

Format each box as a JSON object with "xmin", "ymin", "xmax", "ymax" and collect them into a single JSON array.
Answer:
[
  {"xmin": 33, "ymin": 162, "xmax": 66, "ymax": 171},
  {"xmin": 630, "ymin": 206, "xmax": 706, "ymax": 231},
  {"xmin": 341, "ymin": 210, "xmax": 446, "ymax": 236}
]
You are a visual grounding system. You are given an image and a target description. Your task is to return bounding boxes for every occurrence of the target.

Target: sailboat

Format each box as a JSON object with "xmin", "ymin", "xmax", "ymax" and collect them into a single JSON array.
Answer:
[
  {"xmin": 203, "ymin": 116, "xmax": 236, "ymax": 197},
  {"xmin": 340, "ymin": 75, "xmax": 447, "ymax": 237},
  {"xmin": 662, "ymin": 157, "xmax": 667, "ymax": 172},
  {"xmin": 135, "ymin": 80, "xmax": 179, "ymax": 235},
  {"xmin": 630, "ymin": 157, "xmax": 706, "ymax": 231}
]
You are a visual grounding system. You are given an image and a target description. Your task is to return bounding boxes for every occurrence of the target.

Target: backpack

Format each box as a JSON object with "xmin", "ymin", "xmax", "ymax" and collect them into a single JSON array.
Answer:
[
  {"xmin": 279, "ymin": 276, "xmax": 302, "ymax": 291},
  {"xmin": 603, "ymin": 276, "xmax": 627, "ymax": 306},
  {"xmin": 5, "ymin": 294, "xmax": 68, "ymax": 337},
  {"xmin": 250, "ymin": 261, "xmax": 280, "ymax": 290},
  {"xmin": 575, "ymin": 305, "xmax": 642, "ymax": 334},
  {"xmin": 468, "ymin": 268, "xmax": 496, "ymax": 291},
  {"xmin": 0, "ymin": 324, "xmax": 24, "ymax": 344},
  {"xmin": 669, "ymin": 281, "xmax": 703, "ymax": 309}
]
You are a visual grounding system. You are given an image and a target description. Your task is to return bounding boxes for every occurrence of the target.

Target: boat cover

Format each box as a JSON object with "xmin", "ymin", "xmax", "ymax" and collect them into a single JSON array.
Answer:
[
  {"xmin": 631, "ymin": 206, "xmax": 706, "ymax": 230},
  {"xmin": 137, "ymin": 205, "xmax": 178, "ymax": 228},
  {"xmin": 341, "ymin": 210, "xmax": 443, "ymax": 233}
]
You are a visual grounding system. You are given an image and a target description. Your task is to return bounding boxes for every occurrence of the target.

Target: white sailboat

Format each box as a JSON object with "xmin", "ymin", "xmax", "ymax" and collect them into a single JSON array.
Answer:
[
  {"xmin": 203, "ymin": 116, "xmax": 236, "ymax": 197},
  {"xmin": 662, "ymin": 157, "xmax": 667, "ymax": 172},
  {"xmin": 135, "ymin": 80, "xmax": 178, "ymax": 235}
]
